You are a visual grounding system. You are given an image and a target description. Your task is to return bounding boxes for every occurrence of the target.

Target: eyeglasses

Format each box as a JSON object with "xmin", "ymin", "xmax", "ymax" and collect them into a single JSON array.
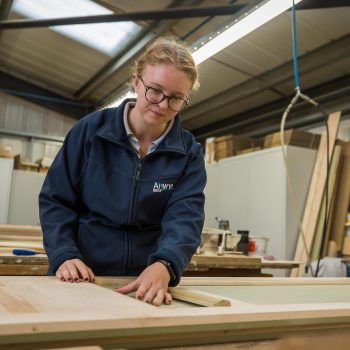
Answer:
[{"xmin": 139, "ymin": 77, "xmax": 189, "ymax": 112}]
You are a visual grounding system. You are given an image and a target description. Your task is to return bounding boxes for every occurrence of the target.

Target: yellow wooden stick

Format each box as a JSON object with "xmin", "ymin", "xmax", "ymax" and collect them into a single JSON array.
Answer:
[{"xmin": 169, "ymin": 287, "xmax": 231, "ymax": 307}]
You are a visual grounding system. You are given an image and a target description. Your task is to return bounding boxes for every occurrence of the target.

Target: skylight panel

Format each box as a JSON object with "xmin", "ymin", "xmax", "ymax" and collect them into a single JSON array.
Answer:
[{"xmin": 13, "ymin": 0, "xmax": 141, "ymax": 55}]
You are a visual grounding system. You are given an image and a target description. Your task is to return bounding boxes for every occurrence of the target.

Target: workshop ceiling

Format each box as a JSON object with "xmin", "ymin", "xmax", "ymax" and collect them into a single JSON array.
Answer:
[{"xmin": 0, "ymin": 0, "xmax": 350, "ymax": 142}]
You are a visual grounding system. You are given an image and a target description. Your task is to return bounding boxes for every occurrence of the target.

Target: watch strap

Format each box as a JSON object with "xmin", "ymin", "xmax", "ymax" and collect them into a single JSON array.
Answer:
[{"xmin": 156, "ymin": 259, "xmax": 176, "ymax": 282}]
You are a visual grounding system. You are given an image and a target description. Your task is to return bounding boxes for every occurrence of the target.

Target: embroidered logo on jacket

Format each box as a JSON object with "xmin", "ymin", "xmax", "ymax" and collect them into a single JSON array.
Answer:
[{"xmin": 153, "ymin": 182, "xmax": 174, "ymax": 192}]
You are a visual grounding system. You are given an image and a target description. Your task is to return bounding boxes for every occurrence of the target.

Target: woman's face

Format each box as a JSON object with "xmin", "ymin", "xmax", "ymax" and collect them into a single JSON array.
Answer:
[{"xmin": 132, "ymin": 63, "xmax": 192, "ymax": 126}]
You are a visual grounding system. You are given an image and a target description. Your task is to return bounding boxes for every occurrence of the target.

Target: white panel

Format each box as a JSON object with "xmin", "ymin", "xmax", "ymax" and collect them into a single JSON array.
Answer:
[
  {"xmin": 216, "ymin": 155, "xmax": 250, "ymax": 231},
  {"xmin": 247, "ymin": 149, "xmax": 285, "ymax": 260},
  {"xmin": 204, "ymin": 163, "xmax": 220, "ymax": 228},
  {"xmin": 8, "ymin": 170, "xmax": 46, "ymax": 225},
  {"xmin": 285, "ymin": 146, "xmax": 318, "ymax": 260},
  {"xmin": 204, "ymin": 146, "xmax": 317, "ymax": 266},
  {"xmin": 0, "ymin": 157, "xmax": 14, "ymax": 223}
]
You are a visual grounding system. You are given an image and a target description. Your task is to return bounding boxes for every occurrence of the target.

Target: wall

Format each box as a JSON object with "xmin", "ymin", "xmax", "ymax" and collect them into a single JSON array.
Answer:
[
  {"xmin": 0, "ymin": 92, "xmax": 76, "ymax": 162},
  {"xmin": 307, "ymin": 117, "xmax": 350, "ymax": 141},
  {"xmin": 0, "ymin": 93, "xmax": 77, "ymax": 224}
]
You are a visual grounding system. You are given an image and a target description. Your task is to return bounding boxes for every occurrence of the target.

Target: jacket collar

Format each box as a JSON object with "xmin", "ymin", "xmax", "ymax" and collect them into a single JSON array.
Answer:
[{"xmin": 97, "ymin": 98, "xmax": 186, "ymax": 155}]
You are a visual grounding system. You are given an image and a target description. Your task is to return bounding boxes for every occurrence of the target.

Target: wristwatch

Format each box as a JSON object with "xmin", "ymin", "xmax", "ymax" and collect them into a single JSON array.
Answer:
[{"xmin": 156, "ymin": 259, "xmax": 176, "ymax": 282}]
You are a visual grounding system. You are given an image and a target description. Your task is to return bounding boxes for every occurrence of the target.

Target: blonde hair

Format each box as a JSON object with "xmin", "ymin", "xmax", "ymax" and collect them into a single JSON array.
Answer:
[{"xmin": 133, "ymin": 37, "xmax": 199, "ymax": 90}]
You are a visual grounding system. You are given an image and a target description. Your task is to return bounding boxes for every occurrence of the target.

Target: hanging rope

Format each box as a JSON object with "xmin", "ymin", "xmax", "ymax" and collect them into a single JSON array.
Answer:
[{"xmin": 280, "ymin": 0, "xmax": 330, "ymax": 277}]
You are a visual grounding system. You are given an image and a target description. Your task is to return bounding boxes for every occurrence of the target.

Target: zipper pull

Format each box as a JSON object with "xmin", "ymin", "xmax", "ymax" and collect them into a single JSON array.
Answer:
[{"xmin": 135, "ymin": 163, "xmax": 141, "ymax": 184}]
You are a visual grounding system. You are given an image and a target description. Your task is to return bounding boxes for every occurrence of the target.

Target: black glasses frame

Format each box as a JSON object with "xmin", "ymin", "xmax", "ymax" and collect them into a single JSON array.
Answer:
[{"xmin": 139, "ymin": 76, "xmax": 189, "ymax": 112}]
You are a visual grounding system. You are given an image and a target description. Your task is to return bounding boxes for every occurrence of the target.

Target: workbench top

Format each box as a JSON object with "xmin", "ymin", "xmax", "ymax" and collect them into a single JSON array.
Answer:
[
  {"xmin": 0, "ymin": 276, "xmax": 350, "ymax": 350},
  {"xmin": 0, "ymin": 253, "xmax": 300, "ymax": 277}
]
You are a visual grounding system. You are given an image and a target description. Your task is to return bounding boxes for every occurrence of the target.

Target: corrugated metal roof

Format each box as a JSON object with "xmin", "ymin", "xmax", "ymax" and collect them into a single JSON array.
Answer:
[{"xmin": 0, "ymin": 0, "xmax": 349, "ymax": 140}]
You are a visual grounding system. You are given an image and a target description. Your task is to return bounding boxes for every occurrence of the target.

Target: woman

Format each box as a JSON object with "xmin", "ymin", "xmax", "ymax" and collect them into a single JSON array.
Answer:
[{"xmin": 39, "ymin": 37, "xmax": 206, "ymax": 306}]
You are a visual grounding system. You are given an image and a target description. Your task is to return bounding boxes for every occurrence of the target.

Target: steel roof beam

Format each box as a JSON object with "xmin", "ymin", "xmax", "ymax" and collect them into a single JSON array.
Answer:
[
  {"xmin": 75, "ymin": 0, "xmax": 208, "ymax": 100},
  {"xmin": 182, "ymin": 34, "xmax": 350, "ymax": 124},
  {"xmin": 0, "ymin": 0, "xmax": 13, "ymax": 39},
  {"xmin": 0, "ymin": 0, "xmax": 13, "ymax": 20},
  {"xmin": 191, "ymin": 74, "xmax": 350, "ymax": 142},
  {"xmin": 0, "ymin": 4, "xmax": 246, "ymax": 30},
  {"xmin": 0, "ymin": 71, "xmax": 94, "ymax": 118},
  {"xmin": 75, "ymin": 20, "xmax": 177, "ymax": 100},
  {"xmin": 295, "ymin": 0, "xmax": 350, "ymax": 10}
]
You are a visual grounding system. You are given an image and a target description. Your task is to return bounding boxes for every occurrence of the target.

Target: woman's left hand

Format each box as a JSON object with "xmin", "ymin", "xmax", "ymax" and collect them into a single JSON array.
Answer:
[{"xmin": 115, "ymin": 262, "xmax": 173, "ymax": 306}]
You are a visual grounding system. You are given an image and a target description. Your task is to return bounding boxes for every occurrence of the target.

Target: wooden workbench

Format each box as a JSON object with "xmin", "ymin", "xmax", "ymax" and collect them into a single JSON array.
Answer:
[
  {"xmin": 185, "ymin": 254, "xmax": 300, "ymax": 277},
  {"xmin": 0, "ymin": 253, "xmax": 299, "ymax": 277},
  {"xmin": 1, "ymin": 276, "xmax": 350, "ymax": 350},
  {"xmin": 0, "ymin": 224, "xmax": 300, "ymax": 276}
]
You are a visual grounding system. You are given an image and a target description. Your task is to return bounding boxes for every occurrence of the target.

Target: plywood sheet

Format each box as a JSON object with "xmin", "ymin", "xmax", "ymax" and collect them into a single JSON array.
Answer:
[
  {"xmin": 292, "ymin": 112, "xmax": 341, "ymax": 276},
  {"xmin": 1, "ymin": 277, "xmax": 350, "ymax": 350},
  {"xmin": 0, "ymin": 224, "xmax": 42, "ymax": 235},
  {"xmin": 329, "ymin": 141, "xmax": 350, "ymax": 249},
  {"xmin": 311, "ymin": 144, "xmax": 341, "ymax": 261}
]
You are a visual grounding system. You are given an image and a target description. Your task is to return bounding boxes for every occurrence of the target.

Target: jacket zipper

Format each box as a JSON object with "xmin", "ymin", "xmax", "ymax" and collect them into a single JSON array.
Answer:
[
  {"xmin": 130, "ymin": 160, "xmax": 142, "ymax": 218},
  {"xmin": 123, "ymin": 160, "xmax": 142, "ymax": 275}
]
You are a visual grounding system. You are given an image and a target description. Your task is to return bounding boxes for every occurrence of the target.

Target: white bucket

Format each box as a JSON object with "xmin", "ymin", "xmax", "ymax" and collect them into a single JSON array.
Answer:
[{"xmin": 250, "ymin": 236, "xmax": 269, "ymax": 257}]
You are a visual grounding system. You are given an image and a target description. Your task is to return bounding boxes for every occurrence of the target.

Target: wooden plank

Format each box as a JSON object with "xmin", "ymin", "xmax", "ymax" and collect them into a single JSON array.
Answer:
[
  {"xmin": 0, "ymin": 234, "xmax": 43, "ymax": 242},
  {"xmin": 169, "ymin": 287, "xmax": 231, "ymax": 307},
  {"xmin": 0, "ymin": 265, "xmax": 48, "ymax": 275},
  {"xmin": 0, "ymin": 241, "xmax": 45, "ymax": 253},
  {"xmin": 49, "ymin": 348, "xmax": 103, "ymax": 350},
  {"xmin": 292, "ymin": 111, "xmax": 341, "ymax": 277},
  {"xmin": 329, "ymin": 141, "xmax": 350, "ymax": 251},
  {"xmin": 179, "ymin": 277, "xmax": 350, "ymax": 286},
  {"xmin": 322, "ymin": 141, "xmax": 345, "ymax": 257},
  {"xmin": 0, "ymin": 255, "xmax": 48, "ymax": 265},
  {"xmin": 183, "ymin": 268, "xmax": 272, "ymax": 278},
  {"xmin": 0, "ymin": 224, "xmax": 42, "ymax": 235},
  {"xmin": 95, "ymin": 276, "xmax": 350, "ymax": 288},
  {"xmin": 259, "ymin": 259, "xmax": 300, "ymax": 269},
  {"xmin": 158, "ymin": 331, "xmax": 350, "ymax": 350},
  {"xmin": 191, "ymin": 254, "xmax": 261, "ymax": 267},
  {"xmin": 310, "ymin": 144, "xmax": 341, "ymax": 261}
]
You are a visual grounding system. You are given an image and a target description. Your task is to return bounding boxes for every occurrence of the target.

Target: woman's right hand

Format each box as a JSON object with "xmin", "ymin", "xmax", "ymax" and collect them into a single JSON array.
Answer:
[{"xmin": 56, "ymin": 258, "xmax": 95, "ymax": 283}]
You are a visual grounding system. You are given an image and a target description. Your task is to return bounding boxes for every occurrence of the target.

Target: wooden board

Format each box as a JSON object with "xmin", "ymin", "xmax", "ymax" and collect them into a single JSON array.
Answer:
[
  {"xmin": 0, "ymin": 241, "xmax": 45, "ymax": 253},
  {"xmin": 158, "ymin": 331, "xmax": 350, "ymax": 350},
  {"xmin": 0, "ymin": 264, "xmax": 48, "ymax": 275},
  {"xmin": 191, "ymin": 254, "xmax": 261, "ymax": 267},
  {"xmin": 310, "ymin": 144, "xmax": 341, "ymax": 261},
  {"xmin": 0, "ymin": 224, "xmax": 42, "ymax": 235},
  {"xmin": 329, "ymin": 141, "xmax": 350, "ymax": 251},
  {"xmin": 1, "ymin": 277, "xmax": 350, "ymax": 350},
  {"xmin": 292, "ymin": 111, "xmax": 341, "ymax": 276}
]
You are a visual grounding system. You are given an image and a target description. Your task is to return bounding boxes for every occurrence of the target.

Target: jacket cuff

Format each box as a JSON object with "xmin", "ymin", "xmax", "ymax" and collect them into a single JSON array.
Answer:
[
  {"xmin": 48, "ymin": 248, "xmax": 83, "ymax": 274},
  {"xmin": 148, "ymin": 250, "xmax": 185, "ymax": 287}
]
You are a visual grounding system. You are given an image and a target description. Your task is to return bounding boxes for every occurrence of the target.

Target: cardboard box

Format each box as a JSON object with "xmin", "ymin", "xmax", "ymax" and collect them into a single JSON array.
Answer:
[
  {"xmin": 14, "ymin": 154, "xmax": 39, "ymax": 172},
  {"xmin": 205, "ymin": 137, "xmax": 215, "ymax": 164},
  {"xmin": 0, "ymin": 144, "xmax": 13, "ymax": 158},
  {"xmin": 214, "ymin": 134, "xmax": 264, "ymax": 161},
  {"xmin": 264, "ymin": 129, "xmax": 321, "ymax": 150},
  {"xmin": 36, "ymin": 157, "xmax": 53, "ymax": 173}
]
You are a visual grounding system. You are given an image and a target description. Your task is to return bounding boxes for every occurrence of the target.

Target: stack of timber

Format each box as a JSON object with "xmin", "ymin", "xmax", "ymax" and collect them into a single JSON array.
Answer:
[
  {"xmin": 292, "ymin": 111, "xmax": 350, "ymax": 276},
  {"xmin": 0, "ymin": 224, "xmax": 44, "ymax": 251},
  {"xmin": 0, "ymin": 224, "xmax": 47, "ymax": 275},
  {"xmin": 264, "ymin": 129, "xmax": 320, "ymax": 149},
  {"xmin": 207, "ymin": 134, "xmax": 264, "ymax": 162}
]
